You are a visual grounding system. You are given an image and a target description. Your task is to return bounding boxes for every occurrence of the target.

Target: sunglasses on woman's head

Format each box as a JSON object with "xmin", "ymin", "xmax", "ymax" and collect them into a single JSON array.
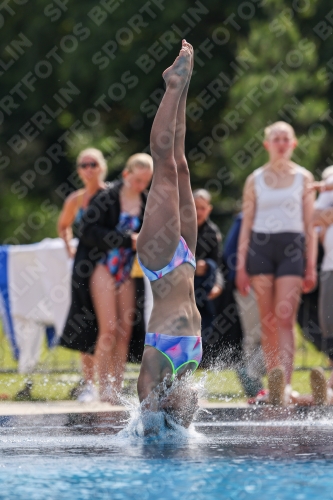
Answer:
[{"xmin": 78, "ymin": 162, "xmax": 98, "ymax": 169}]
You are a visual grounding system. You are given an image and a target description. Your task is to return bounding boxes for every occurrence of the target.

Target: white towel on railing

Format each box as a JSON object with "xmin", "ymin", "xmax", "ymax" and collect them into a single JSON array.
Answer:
[{"xmin": 0, "ymin": 238, "xmax": 73, "ymax": 373}]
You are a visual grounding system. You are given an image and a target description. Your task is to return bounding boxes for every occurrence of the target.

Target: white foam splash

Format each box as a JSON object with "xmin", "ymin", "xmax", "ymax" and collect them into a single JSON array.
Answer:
[{"xmin": 113, "ymin": 372, "xmax": 207, "ymax": 442}]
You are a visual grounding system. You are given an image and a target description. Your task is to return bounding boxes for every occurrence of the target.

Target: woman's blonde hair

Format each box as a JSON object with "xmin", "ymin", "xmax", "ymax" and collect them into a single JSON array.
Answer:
[
  {"xmin": 264, "ymin": 121, "xmax": 296, "ymax": 141},
  {"xmin": 76, "ymin": 148, "xmax": 108, "ymax": 180},
  {"xmin": 124, "ymin": 153, "xmax": 153, "ymax": 173}
]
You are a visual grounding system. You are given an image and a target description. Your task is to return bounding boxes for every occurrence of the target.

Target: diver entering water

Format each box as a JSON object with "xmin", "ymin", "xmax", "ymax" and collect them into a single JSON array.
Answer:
[{"xmin": 137, "ymin": 40, "xmax": 202, "ymax": 431}]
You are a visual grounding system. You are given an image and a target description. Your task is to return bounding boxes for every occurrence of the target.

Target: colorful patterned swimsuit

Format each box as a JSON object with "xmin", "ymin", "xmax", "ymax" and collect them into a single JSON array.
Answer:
[
  {"xmin": 101, "ymin": 212, "xmax": 140, "ymax": 287},
  {"xmin": 138, "ymin": 237, "xmax": 202, "ymax": 378},
  {"xmin": 144, "ymin": 333, "xmax": 202, "ymax": 379}
]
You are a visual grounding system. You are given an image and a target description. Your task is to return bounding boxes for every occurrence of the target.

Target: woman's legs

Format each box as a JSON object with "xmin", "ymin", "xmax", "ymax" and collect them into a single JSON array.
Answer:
[
  {"xmin": 274, "ymin": 276, "xmax": 302, "ymax": 384},
  {"xmin": 111, "ymin": 278, "xmax": 136, "ymax": 395},
  {"xmin": 90, "ymin": 264, "xmax": 118, "ymax": 400},
  {"xmin": 81, "ymin": 353, "xmax": 94, "ymax": 383},
  {"xmin": 319, "ymin": 271, "xmax": 333, "ymax": 387},
  {"xmin": 77, "ymin": 353, "xmax": 97, "ymax": 403},
  {"xmin": 251, "ymin": 274, "xmax": 302, "ymax": 385},
  {"xmin": 90, "ymin": 267, "xmax": 136, "ymax": 401},
  {"xmin": 251, "ymin": 275, "xmax": 279, "ymax": 373},
  {"xmin": 137, "ymin": 42, "xmax": 192, "ymax": 271}
]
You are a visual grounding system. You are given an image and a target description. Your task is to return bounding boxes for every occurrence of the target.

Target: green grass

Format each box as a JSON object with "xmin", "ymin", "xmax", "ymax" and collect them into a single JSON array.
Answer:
[
  {"xmin": 0, "ymin": 373, "xmax": 81, "ymax": 401},
  {"xmin": 0, "ymin": 325, "xmax": 331, "ymax": 402}
]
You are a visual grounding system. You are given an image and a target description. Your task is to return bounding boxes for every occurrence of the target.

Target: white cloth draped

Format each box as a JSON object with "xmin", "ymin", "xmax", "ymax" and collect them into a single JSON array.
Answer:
[{"xmin": 0, "ymin": 238, "xmax": 73, "ymax": 373}]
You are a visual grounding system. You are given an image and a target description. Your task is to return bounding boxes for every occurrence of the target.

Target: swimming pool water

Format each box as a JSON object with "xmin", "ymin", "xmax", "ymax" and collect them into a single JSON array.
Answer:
[{"xmin": 1, "ymin": 412, "xmax": 333, "ymax": 500}]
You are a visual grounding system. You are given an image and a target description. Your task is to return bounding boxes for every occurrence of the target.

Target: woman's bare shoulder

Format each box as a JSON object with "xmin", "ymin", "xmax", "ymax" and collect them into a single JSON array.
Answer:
[
  {"xmin": 292, "ymin": 163, "xmax": 314, "ymax": 182},
  {"xmin": 244, "ymin": 171, "xmax": 258, "ymax": 189},
  {"xmin": 66, "ymin": 188, "xmax": 85, "ymax": 203},
  {"xmin": 247, "ymin": 165, "xmax": 267, "ymax": 182}
]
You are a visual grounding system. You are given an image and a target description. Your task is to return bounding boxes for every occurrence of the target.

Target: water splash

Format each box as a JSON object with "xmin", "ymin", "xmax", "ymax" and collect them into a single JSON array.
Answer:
[{"xmin": 114, "ymin": 372, "xmax": 207, "ymax": 442}]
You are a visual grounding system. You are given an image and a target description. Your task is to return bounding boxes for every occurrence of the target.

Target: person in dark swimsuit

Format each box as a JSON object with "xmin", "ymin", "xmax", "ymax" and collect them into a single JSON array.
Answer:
[
  {"xmin": 58, "ymin": 148, "xmax": 107, "ymax": 402},
  {"xmin": 57, "ymin": 148, "xmax": 107, "ymax": 257},
  {"xmin": 136, "ymin": 41, "xmax": 201, "ymax": 431}
]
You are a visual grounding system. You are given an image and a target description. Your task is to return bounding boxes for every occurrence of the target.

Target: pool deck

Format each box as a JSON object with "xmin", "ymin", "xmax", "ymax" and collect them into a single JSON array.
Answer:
[{"xmin": 0, "ymin": 400, "xmax": 332, "ymax": 423}]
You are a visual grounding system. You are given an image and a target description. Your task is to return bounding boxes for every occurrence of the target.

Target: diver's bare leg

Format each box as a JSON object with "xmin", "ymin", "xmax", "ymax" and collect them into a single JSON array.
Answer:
[
  {"xmin": 137, "ymin": 41, "xmax": 192, "ymax": 271},
  {"xmin": 174, "ymin": 41, "xmax": 197, "ymax": 254}
]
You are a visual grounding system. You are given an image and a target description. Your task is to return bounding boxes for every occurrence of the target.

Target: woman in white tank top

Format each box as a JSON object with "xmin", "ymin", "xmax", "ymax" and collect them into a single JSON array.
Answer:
[{"xmin": 236, "ymin": 121, "xmax": 317, "ymax": 405}]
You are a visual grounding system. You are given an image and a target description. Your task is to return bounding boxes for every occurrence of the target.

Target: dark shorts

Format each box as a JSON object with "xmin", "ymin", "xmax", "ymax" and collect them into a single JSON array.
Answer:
[{"xmin": 246, "ymin": 232, "xmax": 305, "ymax": 278}]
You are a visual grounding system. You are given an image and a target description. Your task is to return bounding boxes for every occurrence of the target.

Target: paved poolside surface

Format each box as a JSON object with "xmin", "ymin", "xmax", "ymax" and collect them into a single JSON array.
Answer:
[{"xmin": 0, "ymin": 400, "xmax": 332, "ymax": 424}]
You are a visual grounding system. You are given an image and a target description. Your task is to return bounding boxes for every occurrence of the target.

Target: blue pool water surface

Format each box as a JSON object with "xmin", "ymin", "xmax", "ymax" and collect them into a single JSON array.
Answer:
[{"xmin": 0, "ymin": 410, "xmax": 333, "ymax": 500}]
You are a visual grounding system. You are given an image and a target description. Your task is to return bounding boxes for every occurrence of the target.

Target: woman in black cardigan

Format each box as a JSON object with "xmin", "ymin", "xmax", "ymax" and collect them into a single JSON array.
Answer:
[{"xmin": 61, "ymin": 154, "xmax": 153, "ymax": 402}]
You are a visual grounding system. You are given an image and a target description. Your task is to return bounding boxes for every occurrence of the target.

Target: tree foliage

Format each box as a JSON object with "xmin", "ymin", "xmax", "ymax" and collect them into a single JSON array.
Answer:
[{"xmin": 1, "ymin": 0, "xmax": 333, "ymax": 242}]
